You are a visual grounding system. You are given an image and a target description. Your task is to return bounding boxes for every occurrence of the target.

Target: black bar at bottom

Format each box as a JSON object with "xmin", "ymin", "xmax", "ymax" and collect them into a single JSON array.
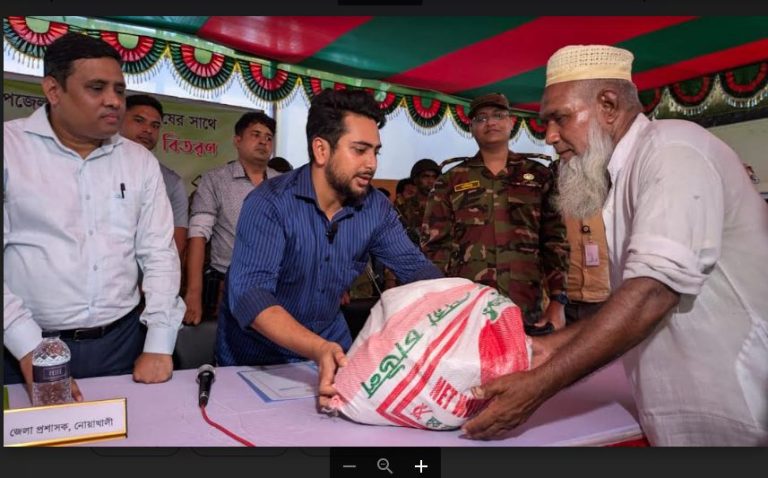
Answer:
[{"xmin": 331, "ymin": 447, "xmax": 440, "ymax": 477}]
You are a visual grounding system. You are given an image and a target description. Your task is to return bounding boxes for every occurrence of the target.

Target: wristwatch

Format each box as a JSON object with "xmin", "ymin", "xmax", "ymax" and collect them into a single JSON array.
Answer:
[{"xmin": 552, "ymin": 291, "xmax": 569, "ymax": 305}]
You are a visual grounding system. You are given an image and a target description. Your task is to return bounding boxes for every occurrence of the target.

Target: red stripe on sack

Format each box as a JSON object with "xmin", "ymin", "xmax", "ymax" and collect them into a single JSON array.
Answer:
[
  {"xmin": 479, "ymin": 306, "xmax": 530, "ymax": 385},
  {"xmin": 378, "ymin": 312, "xmax": 470, "ymax": 428},
  {"xmin": 198, "ymin": 16, "xmax": 372, "ymax": 64},
  {"xmin": 377, "ymin": 289, "xmax": 493, "ymax": 428},
  {"xmin": 392, "ymin": 290, "xmax": 522, "ymax": 425},
  {"xmin": 390, "ymin": 313, "xmax": 472, "ymax": 427},
  {"xmin": 376, "ymin": 303, "xmax": 474, "ymax": 428},
  {"xmin": 333, "ymin": 283, "xmax": 478, "ymax": 400},
  {"xmin": 387, "ymin": 16, "xmax": 695, "ymax": 93}
]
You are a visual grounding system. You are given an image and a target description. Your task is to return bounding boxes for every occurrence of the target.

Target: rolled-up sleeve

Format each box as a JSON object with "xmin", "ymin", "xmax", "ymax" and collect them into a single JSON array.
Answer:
[
  {"xmin": 622, "ymin": 143, "xmax": 723, "ymax": 296},
  {"xmin": 135, "ymin": 158, "xmax": 185, "ymax": 354},
  {"xmin": 227, "ymin": 192, "xmax": 282, "ymax": 330},
  {"xmin": 188, "ymin": 172, "xmax": 217, "ymax": 240}
]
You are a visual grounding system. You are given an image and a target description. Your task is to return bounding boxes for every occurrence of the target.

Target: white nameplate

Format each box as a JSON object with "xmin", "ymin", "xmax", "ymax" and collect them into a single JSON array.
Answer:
[{"xmin": 4, "ymin": 398, "xmax": 127, "ymax": 446}]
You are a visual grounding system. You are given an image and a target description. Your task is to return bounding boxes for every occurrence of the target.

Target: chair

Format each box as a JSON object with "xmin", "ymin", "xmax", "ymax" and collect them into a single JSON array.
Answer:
[{"xmin": 172, "ymin": 320, "xmax": 218, "ymax": 370}]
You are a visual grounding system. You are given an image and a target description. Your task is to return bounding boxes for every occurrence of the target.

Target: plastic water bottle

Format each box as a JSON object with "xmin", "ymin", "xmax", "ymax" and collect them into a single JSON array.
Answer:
[{"xmin": 32, "ymin": 331, "xmax": 73, "ymax": 406}]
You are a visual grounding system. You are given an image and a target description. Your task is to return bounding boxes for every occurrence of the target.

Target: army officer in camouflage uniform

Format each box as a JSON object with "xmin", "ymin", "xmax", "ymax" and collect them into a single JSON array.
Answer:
[
  {"xmin": 398, "ymin": 159, "xmax": 441, "ymax": 245},
  {"xmin": 422, "ymin": 93, "xmax": 570, "ymax": 331}
]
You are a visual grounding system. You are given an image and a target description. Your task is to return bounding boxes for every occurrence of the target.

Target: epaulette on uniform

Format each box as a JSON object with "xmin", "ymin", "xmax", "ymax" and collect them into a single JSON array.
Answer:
[
  {"xmin": 438, "ymin": 156, "xmax": 471, "ymax": 170},
  {"xmin": 517, "ymin": 152, "xmax": 554, "ymax": 168}
]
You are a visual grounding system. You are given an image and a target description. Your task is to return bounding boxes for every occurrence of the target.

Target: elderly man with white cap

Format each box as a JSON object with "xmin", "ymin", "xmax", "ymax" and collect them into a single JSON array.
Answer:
[{"xmin": 462, "ymin": 45, "xmax": 768, "ymax": 445}]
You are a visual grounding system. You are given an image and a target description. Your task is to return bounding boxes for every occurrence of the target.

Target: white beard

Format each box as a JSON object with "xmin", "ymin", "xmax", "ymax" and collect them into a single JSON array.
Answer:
[{"xmin": 557, "ymin": 121, "xmax": 615, "ymax": 220}]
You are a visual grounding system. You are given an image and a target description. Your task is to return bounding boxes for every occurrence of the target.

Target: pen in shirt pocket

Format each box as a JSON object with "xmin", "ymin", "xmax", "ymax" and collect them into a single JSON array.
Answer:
[{"xmin": 120, "ymin": 182, "xmax": 125, "ymax": 199}]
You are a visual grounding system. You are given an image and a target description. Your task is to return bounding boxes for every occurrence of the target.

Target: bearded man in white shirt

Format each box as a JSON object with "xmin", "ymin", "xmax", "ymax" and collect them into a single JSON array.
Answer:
[
  {"xmin": 4, "ymin": 32, "xmax": 185, "ymax": 396},
  {"xmin": 462, "ymin": 45, "xmax": 768, "ymax": 446}
]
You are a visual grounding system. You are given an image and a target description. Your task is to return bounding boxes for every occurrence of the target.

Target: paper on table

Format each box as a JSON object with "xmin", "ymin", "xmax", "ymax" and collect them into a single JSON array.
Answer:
[{"xmin": 238, "ymin": 362, "xmax": 318, "ymax": 402}]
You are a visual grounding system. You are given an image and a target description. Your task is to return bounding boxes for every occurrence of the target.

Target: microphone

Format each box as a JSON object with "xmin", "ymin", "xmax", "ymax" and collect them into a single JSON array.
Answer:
[
  {"xmin": 326, "ymin": 222, "xmax": 339, "ymax": 244},
  {"xmin": 197, "ymin": 364, "xmax": 216, "ymax": 407}
]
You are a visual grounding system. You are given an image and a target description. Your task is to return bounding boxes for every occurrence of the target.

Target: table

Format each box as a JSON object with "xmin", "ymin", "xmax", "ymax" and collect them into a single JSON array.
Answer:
[{"xmin": 5, "ymin": 360, "xmax": 641, "ymax": 446}]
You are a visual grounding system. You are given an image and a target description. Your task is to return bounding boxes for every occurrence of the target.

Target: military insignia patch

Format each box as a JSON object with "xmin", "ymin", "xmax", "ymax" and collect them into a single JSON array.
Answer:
[
  {"xmin": 454, "ymin": 180, "xmax": 481, "ymax": 192},
  {"xmin": 523, "ymin": 173, "xmax": 535, "ymax": 181}
]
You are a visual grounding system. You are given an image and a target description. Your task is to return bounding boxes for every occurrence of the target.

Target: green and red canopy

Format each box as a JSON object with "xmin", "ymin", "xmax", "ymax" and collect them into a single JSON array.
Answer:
[
  {"xmin": 102, "ymin": 16, "xmax": 768, "ymax": 110},
  {"xmin": 5, "ymin": 16, "xmax": 767, "ymax": 132}
]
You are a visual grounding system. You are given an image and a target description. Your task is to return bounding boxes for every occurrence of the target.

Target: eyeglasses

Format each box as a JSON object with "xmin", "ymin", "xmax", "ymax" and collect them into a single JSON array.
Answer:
[{"xmin": 471, "ymin": 111, "xmax": 511, "ymax": 124}]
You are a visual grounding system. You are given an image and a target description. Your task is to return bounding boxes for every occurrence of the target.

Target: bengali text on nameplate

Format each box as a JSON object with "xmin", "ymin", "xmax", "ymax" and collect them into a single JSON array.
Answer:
[{"xmin": 4, "ymin": 398, "xmax": 127, "ymax": 446}]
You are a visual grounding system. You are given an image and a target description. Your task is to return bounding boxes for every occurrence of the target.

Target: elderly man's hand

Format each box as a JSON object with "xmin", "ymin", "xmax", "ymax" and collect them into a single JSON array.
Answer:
[
  {"xmin": 461, "ymin": 370, "xmax": 548, "ymax": 440},
  {"xmin": 133, "ymin": 352, "xmax": 173, "ymax": 383}
]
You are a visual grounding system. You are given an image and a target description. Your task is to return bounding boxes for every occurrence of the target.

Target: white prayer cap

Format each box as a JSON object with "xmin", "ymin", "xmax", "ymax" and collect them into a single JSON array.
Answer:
[{"xmin": 545, "ymin": 45, "xmax": 634, "ymax": 87}]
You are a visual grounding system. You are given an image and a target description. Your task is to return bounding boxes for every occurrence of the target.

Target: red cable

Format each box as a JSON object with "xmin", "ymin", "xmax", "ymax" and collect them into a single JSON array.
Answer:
[{"xmin": 200, "ymin": 405, "xmax": 256, "ymax": 447}]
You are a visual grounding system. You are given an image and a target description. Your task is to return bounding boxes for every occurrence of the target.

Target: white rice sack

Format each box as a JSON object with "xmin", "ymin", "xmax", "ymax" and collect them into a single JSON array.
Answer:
[{"xmin": 330, "ymin": 277, "xmax": 531, "ymax": 430}]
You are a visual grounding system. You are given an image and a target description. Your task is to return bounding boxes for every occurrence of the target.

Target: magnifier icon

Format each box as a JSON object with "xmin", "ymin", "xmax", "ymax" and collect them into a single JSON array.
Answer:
[{"xmin": 377, "ymin": 458, "xmax": 393, "ymax": 474}]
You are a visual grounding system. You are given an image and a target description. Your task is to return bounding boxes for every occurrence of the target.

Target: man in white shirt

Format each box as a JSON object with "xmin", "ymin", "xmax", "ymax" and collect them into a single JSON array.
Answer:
[
  {"xmin": 462, "ymin": 45, "xmax": 768, "ymax": 445},
  {"xmin": 3, "ymin": 33, "xmax": 184, "ymax": 393}
]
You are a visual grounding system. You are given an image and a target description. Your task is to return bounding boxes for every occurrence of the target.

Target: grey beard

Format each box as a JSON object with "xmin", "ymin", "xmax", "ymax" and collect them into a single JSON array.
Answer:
[{"xmin": 557, "ymin": 123, "xmax": 614, "ymax": 220}]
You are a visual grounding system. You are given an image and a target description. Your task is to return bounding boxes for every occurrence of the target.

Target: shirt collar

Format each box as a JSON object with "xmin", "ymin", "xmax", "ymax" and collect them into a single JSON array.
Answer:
[
  {"xmin": 24, "ymin": 106, "xmax": 124, "ymax": 157},
  {"xmin": 294, "ymin": 164, "xmax": 316, "ymax": 201},
  {"xmin": 470, "ymin": 150, "xmax": 521, "ymax": 166},
  {"xmin": 292, "ymin": 164, "xmax": 367, "ymax": 216},
  {"xmin": 607, "ymin": 113, "xmax": 650, "ymax": 183},
  {"xmin": 229, "ymin": 159, "xmax": 281, "ymax": 180},
  {"xmin": 229, "ymin": 160, "xmax": 248, "ymax": 179}
]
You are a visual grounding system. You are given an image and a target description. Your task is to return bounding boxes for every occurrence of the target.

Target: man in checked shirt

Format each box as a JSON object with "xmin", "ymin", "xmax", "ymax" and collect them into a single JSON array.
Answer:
[{"xmin": 184, "ymin": 112, "xmax": 282, "ymax": 325}]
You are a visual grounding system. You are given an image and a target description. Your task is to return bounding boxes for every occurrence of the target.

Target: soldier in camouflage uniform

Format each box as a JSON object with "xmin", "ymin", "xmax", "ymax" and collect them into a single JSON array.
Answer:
[
  {"xmin": 398, "ymin": 159, "xmax": 441, "ymax": 245},
  {"xmin": 422, "ymin": 93, "xmax": 570, "ymax": 330},
  {"xmin": 394, "ymin": 177, "xmax": 417, "ymax": 205}
]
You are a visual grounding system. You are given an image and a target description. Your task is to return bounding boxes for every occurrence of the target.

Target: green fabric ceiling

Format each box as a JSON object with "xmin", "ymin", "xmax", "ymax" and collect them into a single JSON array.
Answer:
[{"xmin": 99, "ymin": 16, "xmax": 768, "ymax": 110}]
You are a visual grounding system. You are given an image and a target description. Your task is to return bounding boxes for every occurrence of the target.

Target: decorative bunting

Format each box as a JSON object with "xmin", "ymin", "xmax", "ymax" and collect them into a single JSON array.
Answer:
[
  {"xmin": 169, "ymin": 43, "xmax": 235, "ymax": 91},
  {"xmin": 448, "ymin": 104, "xmax": 471, "ymax": 134},
  {"xmin": 238, "ymin": 60, "xmax": 297, "ymax": 102},
  {"xmin": 301, "ymin": 75, "xmax": 347, "ymax": 101},
  {"xmin": 365, "ymin": 88, "xmax": 402, "ymax": 115},
  {"xmin": 99, "ymin": 32, "xmax": 166, "ymax": 76},
  {"xmin": 524, "ymin": 117, "xmax": 547, "ymax": 142},
  {"xmin": 405, "ymin": 95, "xmax": 447, "ymax": 129},
  {"xmin": 670, "ymin": 76, "xmax": 714, "ymax": 107},
  {"xmin": 3, "ymin": 16, "xmax": 73, "ymax": 59},
  {"xmin": 649, "ymin": 74, "xmax": 768, "ymax": 124},
  {"xmin": 508, "ymin": 114, "xmax": 523, "ymax": 140},
  {"xmin": 639, "ymin": 88, "xmax": 663, "ymax": 115},
  {"xmin": 719, "ymin": 62, "xmax": 768, "ymax": 103}
]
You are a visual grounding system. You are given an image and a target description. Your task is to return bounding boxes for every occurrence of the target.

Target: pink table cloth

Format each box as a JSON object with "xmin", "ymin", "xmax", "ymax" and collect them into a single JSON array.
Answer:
[{"xmin": 5, "ymin": 360, "xmax": 641, "ymax": 447}]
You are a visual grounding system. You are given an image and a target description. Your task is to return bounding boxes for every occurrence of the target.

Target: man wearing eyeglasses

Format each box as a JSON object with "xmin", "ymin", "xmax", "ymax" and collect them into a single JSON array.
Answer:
[{"xmin": 422, "ymin": 93, "xmax": 570, "ymax": 334}]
